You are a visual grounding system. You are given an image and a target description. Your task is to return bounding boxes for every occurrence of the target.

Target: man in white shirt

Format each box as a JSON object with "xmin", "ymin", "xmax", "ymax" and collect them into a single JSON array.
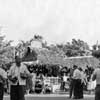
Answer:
[
  {"xmin": 73, "ymin": 65, "xmax": 82, "ymax": 99},
  {"xmin": 8, "ymin": 56, "xmax": 31, "ymax": 100},
  {"xmin": 92, "ymin": 65, "xmax": 100, "ymax": 100}
]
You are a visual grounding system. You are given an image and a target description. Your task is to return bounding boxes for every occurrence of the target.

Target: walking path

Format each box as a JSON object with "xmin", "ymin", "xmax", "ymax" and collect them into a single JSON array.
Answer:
[
  {"xmin": 4, "ymin": 94, "xmax": 95, "ymax": 98},
  {"xmin": 4, "ymin": 94, "xmax": 95, "ymax": 100}
]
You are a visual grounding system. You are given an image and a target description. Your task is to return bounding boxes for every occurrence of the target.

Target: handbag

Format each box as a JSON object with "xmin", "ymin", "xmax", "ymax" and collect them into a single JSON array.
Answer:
[
  {"xmin": 8, "ymin": 76, "xmax": 18, "ymax": 83},
  {"xmin": 20, "ymin": 73, "xmax": 28, "ymax": 79}
]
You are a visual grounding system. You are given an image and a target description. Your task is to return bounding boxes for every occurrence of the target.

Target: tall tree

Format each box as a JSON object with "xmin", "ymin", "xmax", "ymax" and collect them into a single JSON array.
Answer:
[
  {"xmin": 57, "ymin": 39, "xmax": 90, "ymax": 57},
  {"xmin": 0, "ymin": 34, "xmax": 14, "ymax": 64}
]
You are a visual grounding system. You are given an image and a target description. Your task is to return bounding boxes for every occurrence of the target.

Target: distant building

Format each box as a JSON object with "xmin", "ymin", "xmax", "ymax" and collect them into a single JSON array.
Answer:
[{"xmin": 31, "ymin": 39, "xmax": 43, "ymax": 49}]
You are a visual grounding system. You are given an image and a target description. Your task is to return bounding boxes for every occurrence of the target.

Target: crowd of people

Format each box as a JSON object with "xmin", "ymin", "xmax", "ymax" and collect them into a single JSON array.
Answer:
[{"xmin": 0, "ymin": 54, "xmax": 99, "ymax": 100}]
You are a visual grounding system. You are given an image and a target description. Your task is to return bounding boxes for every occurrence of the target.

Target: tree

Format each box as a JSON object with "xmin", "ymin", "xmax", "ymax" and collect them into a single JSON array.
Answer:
[
  {"xmin": 57, "ymin": 39, "xmax": 90, "ymax": 57},
  {"xmin": 92, "ymin": 43, "xmax": 100, "ymax": 59},
  {"xmin": 92, "ymin": 50, "xmax": 100, "ymax": 59},
  {"xmin": 34, "ymin": 34, "xmax": 43, "ymax": 41},
  {"xmin": 0, "ymin": 34, "xmax": 15, "ymax": 65},
  {"xmin": 92, "ymin": 44, "xmax": 97, "ymax": 50},
  {"xmin": 98, "ymin": 45, "xmax": 100, "ymax": 50}
]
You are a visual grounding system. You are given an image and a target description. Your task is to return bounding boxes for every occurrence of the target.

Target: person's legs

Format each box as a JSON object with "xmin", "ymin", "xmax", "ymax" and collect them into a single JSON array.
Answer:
[
  {"xmin": 69, "ymin": 79, "xmax": 74, "ymax": 98},
  {"xmin": 18, "ymin": 85, "xmax": 25, "ymax": 100},
  {"xmin": 0, "ymin": 83, "xmax": 4, "ymax": 100},
  {"xmin": 62, "ymin": 81, "xmax": 64, "ymax": 91},
  {"xmin": 29, "ymin": 78, "xmax": 34, "ymax": 93},
  {"xmin": 73, "ymin": 79, "xmax": 81, "ymax": 99},
  {"xmin": 80, "ymin": 83, "xmax": 84, "ymax": 98},
  {"xmin": 63, "ymin": 82, "xmax": 65, "ymax": 91},
  {"xmin": 77, "ymin": 79, "xmax": 83, "ymax": 99},
  {"xmin": 73, "ymin": 79, "xmax": 78, "ymax": 99},
  {"xmin": 95, "ymin": 85, "xmax": 100, "ymax": 100},
  {"xmin": 60, "ymin": 82, "xmax": 63, "ymax": 90},
  {"xmin": 10, "ymin": 85, "xmax": 18, "ymax": 100}
]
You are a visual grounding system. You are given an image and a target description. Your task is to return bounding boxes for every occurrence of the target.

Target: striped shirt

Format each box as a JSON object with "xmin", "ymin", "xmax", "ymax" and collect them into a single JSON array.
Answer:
[{"xmin": 8, "ymin": 63, "xmax": 30, "ymax": 85}]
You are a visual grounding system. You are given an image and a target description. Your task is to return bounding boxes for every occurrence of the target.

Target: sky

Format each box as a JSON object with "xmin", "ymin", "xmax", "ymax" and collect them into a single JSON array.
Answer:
[{"xmin": 0, "ymin": 0, "xmax": 100, "ymax": 46}]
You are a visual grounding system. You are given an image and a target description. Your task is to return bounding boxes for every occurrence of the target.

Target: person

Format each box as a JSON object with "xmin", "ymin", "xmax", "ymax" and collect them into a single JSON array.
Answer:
[
  {"xmin": 43, "ymin": 84, "xmax": 52, "ymax": 94},
  {"xmin": 62, "ymin": 73, "xmax": 67, "ymax": 91},
  {"xmin": 25, "ymin": 65, "xmax": 34, "ymax": 94},
  {"xmin": 92, "ymin": 65, "xmax": 100, "ymax": 100},
  {"xmin": 0, "ymin": 64, "xmax": 7, "ymax": 100},
  {"xmin": 78, "ymin": 67, "xmax": 84, "ymax": 99},
  {"xmin": 8, "ymin": 56, "xmax": 31, "ymax": 100},
  {"xmin": 73, "ymin": 65, "xmax": 82, "ymax": 99},
  {"xmin": 69, "ymin": 67, "xmax": 74, "ymax": 98},
  {"xmin": 35, "ymin": 73, "xmax": 44, "ymax": 94},
  {"xmin": 31, "ymin": 69, "xmax": 36, "ymax": 93}
]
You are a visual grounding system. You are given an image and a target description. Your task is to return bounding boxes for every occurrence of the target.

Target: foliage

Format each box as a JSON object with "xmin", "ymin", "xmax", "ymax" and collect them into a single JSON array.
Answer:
[
  {"xmin": 34, "ymin": 34, "xmax": 43, "ymax": 40},
  {"xmin": 0, "ymin": 34, "xmax": 14, "ymax": 64},
  {"xmin": 56, "ymin": 39, "xmax": 90, "ymax": 57},
  {"xmin": 92, "ymin": 50, "xmax": 100, "ymax": 59},
  {"xmin": 0, "ymin": 33, "xmax": 93, "ymax": 66},
  {"xmin": 92, "ymin": 44, "xmax": 97, "ymax": 50},
  {"xmin": 92, "ymin": 43, "xmax": 100, "ymax": 59}
]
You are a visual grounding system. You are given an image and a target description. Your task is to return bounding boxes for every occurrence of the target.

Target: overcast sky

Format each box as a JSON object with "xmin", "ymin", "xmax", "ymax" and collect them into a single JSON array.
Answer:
[{"xmin": 0, "ymin": 0, "xmax": 100, "ymax": 46}]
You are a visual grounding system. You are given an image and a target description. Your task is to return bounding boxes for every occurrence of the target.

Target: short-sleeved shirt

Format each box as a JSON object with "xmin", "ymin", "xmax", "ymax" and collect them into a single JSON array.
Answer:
[
  {"xmin": 8, "ymin": 63, "xmax": 30, "ymax": 85},
  {"xmin": 92, "ymin": 68, "xmax": 100, "ymax": 85},
  {"xmin": 63, "ymin": 75, "xmax": 68, "ymax": 82},
  {"xmin": 73, "ymin": 69, "xmax": 82, "ymax": 79}
]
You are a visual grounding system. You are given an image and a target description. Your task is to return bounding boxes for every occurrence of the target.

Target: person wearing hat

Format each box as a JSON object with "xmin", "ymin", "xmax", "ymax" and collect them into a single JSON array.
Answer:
[
  {"xmin": 92, "ymin": 65, "xmax": 100, "ymax": 100},
  {"xmin": 8, "ymin": 56, "xmax": 31, "ymax": 100}
]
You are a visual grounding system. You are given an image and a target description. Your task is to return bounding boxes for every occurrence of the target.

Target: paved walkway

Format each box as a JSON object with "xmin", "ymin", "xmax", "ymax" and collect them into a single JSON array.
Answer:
[{"xmin": 4, "ymin": 94, "xmax": 95, "ymax": 100}]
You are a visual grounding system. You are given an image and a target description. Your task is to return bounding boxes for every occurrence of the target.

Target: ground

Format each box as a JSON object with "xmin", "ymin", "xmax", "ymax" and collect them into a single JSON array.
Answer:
[{"xmin": 4, "ymin": 94, "xmax": 94, "ymax": 100}]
